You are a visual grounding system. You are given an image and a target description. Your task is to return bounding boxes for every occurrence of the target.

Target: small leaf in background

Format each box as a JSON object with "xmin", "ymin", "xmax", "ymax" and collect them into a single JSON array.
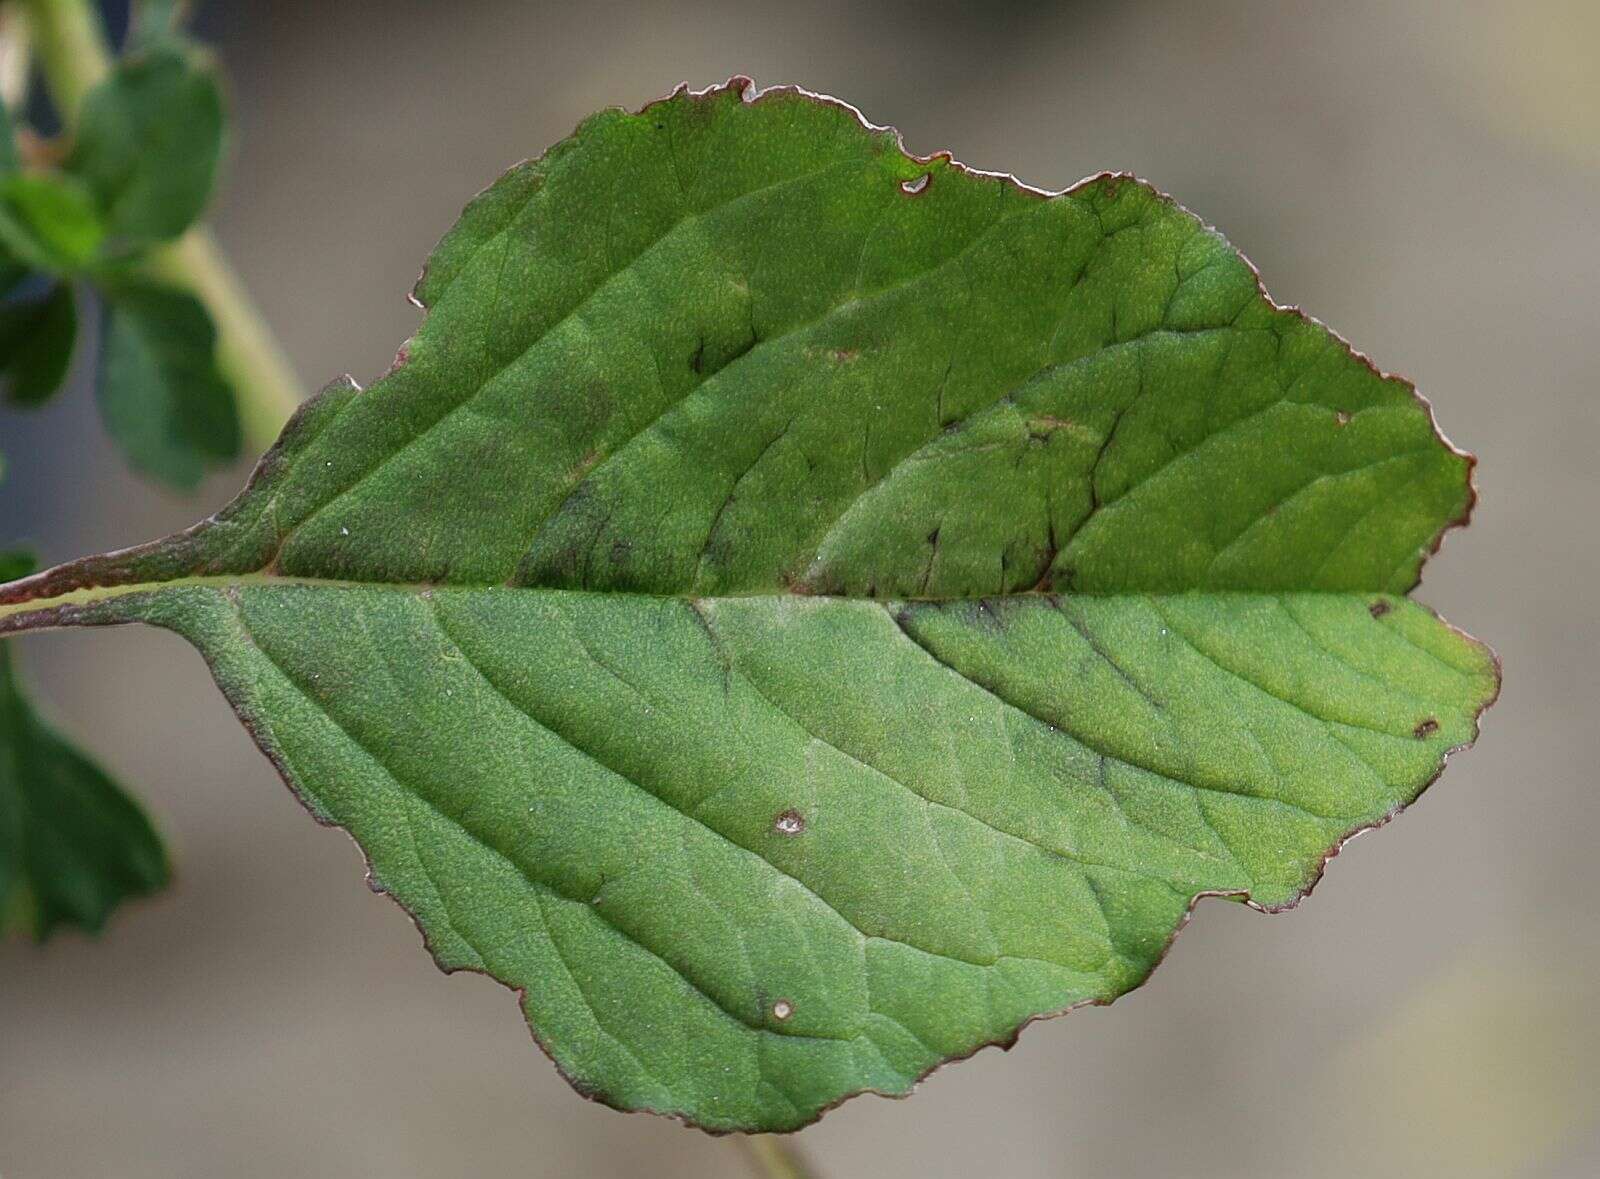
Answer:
[
  {"xmin": 0, "ymin": 173, "xmax": 107, "ymax": 273},
  {"xmin": 0, "ymin": 551, "xmax": 169, "ymax": 941},
  {"xmin": 0, "ymin": 98, "xmax": 75, "ymax": 398},
  {"xmin": 67, "ymin": 46, "xmax": 223, "ymax": 247},
  {"xmin": 0, "ymin": 90, "xmax": 27, "ymax": 296},
  {"xmin": 0, "ymin": 279, "xmax": 77, "ymax": 406},
  {"xmin": 0, "ymin": 549, "xmax": 24, "ymax": 584},
  {"xmin": 96, "ymin": 280, "xmax": 240, "ymax": 489}
]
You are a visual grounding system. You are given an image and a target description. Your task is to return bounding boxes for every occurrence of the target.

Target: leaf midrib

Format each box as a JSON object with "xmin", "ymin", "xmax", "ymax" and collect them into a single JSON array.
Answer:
[{"xmin": 0, "ymin": 568, "xmax": 1418, "ymax": 631}]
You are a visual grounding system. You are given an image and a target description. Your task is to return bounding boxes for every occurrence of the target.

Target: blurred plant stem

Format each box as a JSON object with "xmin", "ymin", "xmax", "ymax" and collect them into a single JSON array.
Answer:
[
  {"xmin": 737, "ymin": 1135, "xmax": 821, "ymax": 1179},
  {"xmin": 16, "ymin": 0, "xmax": 304, "ymax": 451},
  {"xmin": 0, "ymin": 8, "xmax": 32, "ymax": 108}
]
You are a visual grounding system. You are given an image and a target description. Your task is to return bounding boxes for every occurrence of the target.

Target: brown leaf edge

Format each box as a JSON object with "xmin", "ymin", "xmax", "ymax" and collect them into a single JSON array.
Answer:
[{"xmin": 0, "ymin": 77, "xmax": 1501, "ymax": 1133}]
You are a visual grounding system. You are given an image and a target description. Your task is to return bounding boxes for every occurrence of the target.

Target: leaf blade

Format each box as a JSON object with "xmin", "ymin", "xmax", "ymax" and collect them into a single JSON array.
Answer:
[
  {"xmin": 0, "ymin": 280, "xmax": 77, "ymax": 406},
  {"xmin": 96, "ymin": 279, "xmax": 241, "ymax": 489},
  {"xmin": 67, "ymin": 46, "xmax": 225, "ymax": 247},
  {"xmin": 0, "ymin": 81, "xmax": 1497, "ymax": 1130},
  {"xmin": 0, "ymin": 173, "xmax": 107, "ymax": 273}
]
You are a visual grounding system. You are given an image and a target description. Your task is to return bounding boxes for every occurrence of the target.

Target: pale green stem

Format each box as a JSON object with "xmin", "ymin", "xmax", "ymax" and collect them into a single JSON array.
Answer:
[
  {"xmin": 14, "ymin": 0, "xmax": 104, "ymax": 116},
  {"xmin": 736, "ymin": 1135, "xmax": 821, "ymax": 1179},
  {"xmin": 0, "ymin": 8, "xmax": 33, "ymax": 110},
  {"xmin": 17, "ymin": 0, "xmax": 304, "ymax": 451},
  {"xmin": 142, "ymin": 232, "xmax": 305, "ymax": 452}
]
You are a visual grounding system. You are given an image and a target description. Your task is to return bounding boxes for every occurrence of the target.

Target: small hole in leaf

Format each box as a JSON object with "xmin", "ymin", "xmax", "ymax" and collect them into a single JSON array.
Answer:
[
  {"xmin": 773, "ymin": 809, "xmax": 806, "ymax": 836},
  {"xmin": 771, "ymin": 999, "xmax": 794, "ymax": 1021},
  {"xmin": 901, "ymin": 174, "xmax": 930, "ymax": 195},
  {"xmin": 1335, "ymin": 410, "xmax": 1351, "ymax": 426},
  {"xmin": 1414, "ymin": 718, "xmax": 1439, "ymax": 738},
  {"xmin": 1369, "ymin": 600, "xmax": 1391, "ymax": 618}
]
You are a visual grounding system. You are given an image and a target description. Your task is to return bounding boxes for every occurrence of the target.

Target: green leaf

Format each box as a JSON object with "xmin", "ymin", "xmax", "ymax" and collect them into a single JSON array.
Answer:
[
  {"xmin": 0, "ymin": 82, "xmax": 1497, "ymax": 1130},
  {"xmin": 0, "ymin": 94, "xmax": 33, "ymax": 294},
  {"xmin": 0, "ymin": 552, "xmax": 169, "ymax": 941},
  {"xmin": 0, "ymin": 90, "xmax": 22, "ymax": 176},
  {"xmin": 0, "ymin": 280, "xmax": 78, "ymax": 406},
  {"xmin": 95, "ymin": 279, "xmax": 240, "ymax": 489},
  {"xmin": 0, "ymin": 550, "xmax": 29, "ymax": 587},
  {"xmin": 66, "ymin": 46, "xmax": 224, "ymax": 246},
  {"xmin": 0, "ymin": 173, "xmax": 107, "ymax": 272}
]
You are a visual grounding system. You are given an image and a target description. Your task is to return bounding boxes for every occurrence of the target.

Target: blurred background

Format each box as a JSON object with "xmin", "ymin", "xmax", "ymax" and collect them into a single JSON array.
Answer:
[{"xmin": 1, "ymin": 1, "xmax": 1595, "ymax": 1175}]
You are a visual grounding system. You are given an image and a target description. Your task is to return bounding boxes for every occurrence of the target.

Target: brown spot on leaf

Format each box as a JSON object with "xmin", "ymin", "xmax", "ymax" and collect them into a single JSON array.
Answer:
[
  {"xmin": 773, "ymin": 809, "xmax": 806, "ymax": 836},
  {"xmin": 1027, "ymin": 414, "xmax": 1079, "ymax": 444},
  {"xmin": 771, "ymin": 999, "xmax": 794, "ymax": 1021},
  {"xmin": 1414, "ymin": 718, "xmax": 1439, "ymax": 739},
  {"xmin": 781, "ymin": 568, "xmax": 819, "ymax": 596},
  {"xmin": 1369, "ymin": 600, "xmax": 1391, "ymax": 618},
  {"xmin": 1030, "ymin": 415, "xmax": 1077, "ymax": 431}
]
